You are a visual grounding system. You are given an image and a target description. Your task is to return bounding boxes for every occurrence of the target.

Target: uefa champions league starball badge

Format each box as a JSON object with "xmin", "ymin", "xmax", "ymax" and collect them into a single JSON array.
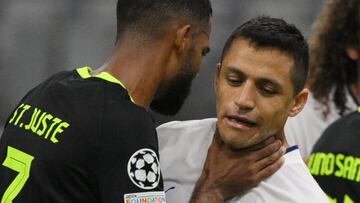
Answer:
[{"xmin": 127, "ymin": 148, "xmax": 161, "ymax": 189}]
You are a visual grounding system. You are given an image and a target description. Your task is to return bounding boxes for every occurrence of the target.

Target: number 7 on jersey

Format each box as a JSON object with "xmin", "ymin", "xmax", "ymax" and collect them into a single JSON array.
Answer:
[{"xmin": 1, "ymin": 146, "xmax": 34, "ymax": 203}]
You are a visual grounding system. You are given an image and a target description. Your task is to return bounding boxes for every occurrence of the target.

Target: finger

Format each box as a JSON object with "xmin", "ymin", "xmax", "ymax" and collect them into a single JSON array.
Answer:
[
  {"xmin": 247, "ymin": 136, "xmax": 276, "ymax": 151},
  {"xmin": 254, "ymin": 155, "xmax": 285, "ymax": 182},
  {"xmin": 252, "ymin": 139, "xmax": 282, "ymax": 161},
  {"xmin": 255, "ymin": 145, "xmax": 285, "ymax": 170}
]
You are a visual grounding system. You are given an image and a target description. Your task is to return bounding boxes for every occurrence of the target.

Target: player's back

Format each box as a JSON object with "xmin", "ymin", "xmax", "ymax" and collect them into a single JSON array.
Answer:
[
  {"xmin": 0, "ymin": 67, "xmax": 164, "ymax": 202},
  {"xmin": 0, "ymin": 69, "xmax": 101, "ymax": 202}
]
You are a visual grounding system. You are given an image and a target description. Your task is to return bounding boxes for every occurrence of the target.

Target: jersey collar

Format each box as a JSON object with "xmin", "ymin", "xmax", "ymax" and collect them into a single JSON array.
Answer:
[{"xmin": 76, "ymin": 67, "xmax": 136, "ymax": 104}]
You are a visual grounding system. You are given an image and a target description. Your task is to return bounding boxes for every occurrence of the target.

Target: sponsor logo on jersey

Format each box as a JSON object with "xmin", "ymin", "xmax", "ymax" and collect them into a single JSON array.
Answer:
[
  {"xmin": 124, "ymin": 191, "xmax": 166, "ymax": 203},
  {"xmin": 127, "ymin": 148, "xmax": 161, "ymax": 190}
]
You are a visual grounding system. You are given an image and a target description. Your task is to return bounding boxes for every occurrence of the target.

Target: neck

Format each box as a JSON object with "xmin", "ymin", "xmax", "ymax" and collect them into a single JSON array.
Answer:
[
  {"xmin": 94, "ymin": 36, "xmax": 173, "ymax": 109},
  {"xmin": 277, "ymin": 134, "xmax": 289, "ymax": 149}
]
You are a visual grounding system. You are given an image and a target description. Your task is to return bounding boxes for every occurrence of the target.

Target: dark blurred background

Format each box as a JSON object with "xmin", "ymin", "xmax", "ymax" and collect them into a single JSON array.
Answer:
[{"xmin": 0, "ymin": 0, "xmax": 325, "ymax": 133}]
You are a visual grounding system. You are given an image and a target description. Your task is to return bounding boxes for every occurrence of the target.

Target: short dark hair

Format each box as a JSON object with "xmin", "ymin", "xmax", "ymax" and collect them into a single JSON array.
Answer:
[
  {"xmin": 221, "ymin": 16, "xmax": 309, "ymax": 95},
  {"xmin": 116, "ymin": 0, "xmax": 212, "ymax": 41}
]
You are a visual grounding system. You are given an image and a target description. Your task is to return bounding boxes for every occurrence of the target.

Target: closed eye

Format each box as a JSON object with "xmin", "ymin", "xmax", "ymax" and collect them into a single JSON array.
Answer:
[
  {"xmin": 227, "ymin": 77, "xmax": 243, "ymax": 86},
  {"xmin": 256, "ymin": 78, "xmax": 282, "ymax": 96},
  {"xmin": 259, "ymin": 86, "xmax": 277, "ymax": 96}
]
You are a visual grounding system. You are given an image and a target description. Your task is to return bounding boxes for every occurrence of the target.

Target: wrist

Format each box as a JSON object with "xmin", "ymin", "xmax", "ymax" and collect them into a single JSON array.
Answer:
[{"xmin": 189, "ymin": 172, "xmax": 225, "ymax": 203}]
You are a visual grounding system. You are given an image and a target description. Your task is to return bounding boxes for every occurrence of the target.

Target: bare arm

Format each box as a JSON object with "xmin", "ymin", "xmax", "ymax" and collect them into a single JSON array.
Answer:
[{"xmin": 189, "ymin": 132, "xmax": 285, "ymax": 202}]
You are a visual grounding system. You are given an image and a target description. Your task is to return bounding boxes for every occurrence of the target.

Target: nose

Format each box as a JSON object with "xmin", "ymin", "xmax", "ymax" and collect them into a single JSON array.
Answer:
[{"xmin": 234, "ymin": 81, "xmax": 255, "ymax": 113}]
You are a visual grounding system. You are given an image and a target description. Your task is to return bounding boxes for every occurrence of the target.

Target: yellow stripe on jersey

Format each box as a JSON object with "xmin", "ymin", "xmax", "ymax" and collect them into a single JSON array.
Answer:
[{"xmin": 76, "ymin": 67, "xmax": 136, "ymax": 104}]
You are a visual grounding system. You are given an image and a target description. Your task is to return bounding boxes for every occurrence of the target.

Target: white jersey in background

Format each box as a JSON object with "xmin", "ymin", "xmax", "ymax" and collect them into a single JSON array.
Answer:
[
  {"xmin": 157, "ymin": 118, "xmax": 329, "ymax": 203},
  {"xmin": 285, "ymin": 91, "xmax": 356, "ymax": 157}
]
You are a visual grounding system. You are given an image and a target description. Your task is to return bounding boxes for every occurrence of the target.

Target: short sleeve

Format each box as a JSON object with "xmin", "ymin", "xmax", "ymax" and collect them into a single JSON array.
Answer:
[{"xmin": 94, "ymin": 100, "xmax": 166, "ymax": 203}]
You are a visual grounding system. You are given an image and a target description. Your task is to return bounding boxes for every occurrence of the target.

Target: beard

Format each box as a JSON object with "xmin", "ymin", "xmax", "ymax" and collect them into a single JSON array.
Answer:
[{"xmin": 150, "ymin": 52, "xmax": 196, "ymax": 116}]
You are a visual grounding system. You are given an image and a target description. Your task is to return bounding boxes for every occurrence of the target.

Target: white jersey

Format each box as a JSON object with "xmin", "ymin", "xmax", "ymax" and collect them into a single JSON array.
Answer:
[
  {"xmin": 157, "ymin": 118, "xmax": 329, "ymax": 203},
  {"xmin": 285, "ymin": 91, "xmax": 356, "ymax": 157}
]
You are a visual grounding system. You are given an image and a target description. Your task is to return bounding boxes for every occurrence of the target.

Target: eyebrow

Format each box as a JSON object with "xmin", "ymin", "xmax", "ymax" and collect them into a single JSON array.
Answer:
[
  {"xmin": 226, "ymin": 66, "xmax": 245, "ymax": 75},
  {"xmin": 225, "ymin": 66, "xmax": 283, "ymax": 91}
]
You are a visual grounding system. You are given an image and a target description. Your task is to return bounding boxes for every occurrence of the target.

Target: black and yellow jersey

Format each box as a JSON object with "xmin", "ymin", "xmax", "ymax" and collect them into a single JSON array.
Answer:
[
  {"xmin": 0, "ymin": 67, "xmax": 166, "ymax": 203},
  {"xmin": 308, "ymin": 109, "xmax": 360, "ymax": 203}
]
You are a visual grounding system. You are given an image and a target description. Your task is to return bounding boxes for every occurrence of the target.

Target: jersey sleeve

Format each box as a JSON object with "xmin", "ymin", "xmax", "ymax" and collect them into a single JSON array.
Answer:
[{"xmin": 93, "ymin": 101, "xmax": 166, "ymax": 203}]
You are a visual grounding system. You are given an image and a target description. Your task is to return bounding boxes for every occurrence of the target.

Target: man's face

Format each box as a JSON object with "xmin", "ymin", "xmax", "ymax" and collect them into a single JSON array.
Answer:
[
  {"xmin": 216, "ymin": 39, "xmax": 297, "ymax": 149},
  {"xmin": 150, "ymin": 24, "xmax": 211, "ymax": 115}
]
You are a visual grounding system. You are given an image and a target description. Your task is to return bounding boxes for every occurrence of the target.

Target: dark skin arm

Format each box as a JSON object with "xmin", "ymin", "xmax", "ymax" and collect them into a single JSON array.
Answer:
[{"xmin": 189, "ymin": 130, "xmax": 285, "ymax": 202}]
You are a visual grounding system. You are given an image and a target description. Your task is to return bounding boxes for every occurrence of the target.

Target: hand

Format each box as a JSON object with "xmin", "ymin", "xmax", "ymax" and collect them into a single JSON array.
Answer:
[{"xmin": 189, "ymin": 131, "xmax": 285, "ymax": 203}]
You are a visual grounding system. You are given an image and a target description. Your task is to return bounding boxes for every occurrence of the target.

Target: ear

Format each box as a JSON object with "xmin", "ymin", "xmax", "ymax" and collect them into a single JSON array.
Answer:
[
  {"xmin": 174, "ymin": 24, "xmax": 192, "ymax": 54},
  {"xmin": 288, "ymin": 88, "xmax": 309, "ymax": 117},
  {"xmin": 346, "ymin": 46, "xmax": 359, "ymax": 61},
  {"xmin": 214, "ymin": 63, "xmax": 222, "ymax": 93}
]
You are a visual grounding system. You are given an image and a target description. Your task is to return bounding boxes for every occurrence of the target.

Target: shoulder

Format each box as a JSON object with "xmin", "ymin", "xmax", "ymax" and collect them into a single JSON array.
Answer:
[
  {"xmin": 313, "ymin": 110, "xmax": 360, "ymax": 152},
  {"xmin": 157, "ymin": 118, "xmax": 217, "ymax": 135},
  {"xmin": 157, "ymin": 118, "xmax": 217, "ymax": 144},
  {"xmin": 324, "ymin": 110, "xmax": 359, "ymax": 130},
  {"xmin": 16, "ymin": 70, "xmax": 109, "ymax": 129},
  {"xmin": 157, "ymin": 118, "xmax": 216, "ymax": 162},
  {"xmin": 26, "ymin": 69, "xmax": 145, "ymax": 136}
]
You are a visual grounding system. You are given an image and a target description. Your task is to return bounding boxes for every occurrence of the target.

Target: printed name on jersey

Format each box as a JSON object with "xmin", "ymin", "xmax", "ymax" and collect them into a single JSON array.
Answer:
[
  {"xmin": 124, "ymin": 191, "xmax": 166, "ymax": 203},
  {"xmin": 8, "ymin": 103, "xmax": 70, "ymax": 144},
  {"xmin": 309, "ymin": 152, "xmax": 358, "ymax": 202},
  {"xmin": 308, "ymin": 152, "xmax": 360, "ymax": 182},
  {"xmin": 127, "ymin": 148, "xmax": 161, "ymax": 190}
]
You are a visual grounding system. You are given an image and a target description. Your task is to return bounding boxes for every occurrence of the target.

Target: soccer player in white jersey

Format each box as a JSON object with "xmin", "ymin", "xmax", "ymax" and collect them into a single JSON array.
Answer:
[{"xmin": 157, "ymin": 16, "xmax": 329, "ymax": 203}]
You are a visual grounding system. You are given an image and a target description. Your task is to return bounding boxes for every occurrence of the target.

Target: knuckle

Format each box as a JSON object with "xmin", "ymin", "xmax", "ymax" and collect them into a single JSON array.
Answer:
[
  {"xmin": 266, "ymin": 156, "xmax": 274, "ymax": 164},
  {"xmin": 247, "ymin": 154, "xmax": 256, "ymax": 162},
  {"xmin": 243, "ymin": 154, "xmax": 254, "ymax": 163},
  {"xmin": 248, "ymin": 165, "xmax": 257, "ymax": 175},
  {"xmin": 271, "ymin": 140, "xmax": 281, "ymax": 151},
  {"xmin": 265, "ymin": 142, "xmax": 278, "ymax": 154},
  {"xmin": 257, "ymin": 148, "xmax": 270, "ymax": 158}
]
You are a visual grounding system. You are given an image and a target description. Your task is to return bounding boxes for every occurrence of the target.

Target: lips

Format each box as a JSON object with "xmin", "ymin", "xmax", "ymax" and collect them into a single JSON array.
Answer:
[{"xmin": 225, "ymin": 115, "xmax": 258, "ymax": 130}]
